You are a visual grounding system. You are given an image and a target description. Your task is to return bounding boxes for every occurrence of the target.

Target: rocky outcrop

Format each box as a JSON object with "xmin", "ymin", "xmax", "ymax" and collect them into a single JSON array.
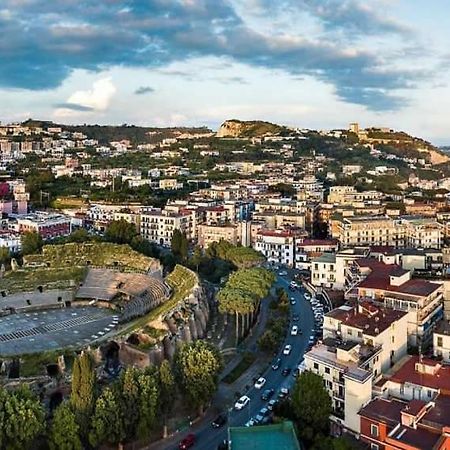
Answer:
[{"xmin": 216, "ymin": 119, "xmax": 285, "ymax": 138}]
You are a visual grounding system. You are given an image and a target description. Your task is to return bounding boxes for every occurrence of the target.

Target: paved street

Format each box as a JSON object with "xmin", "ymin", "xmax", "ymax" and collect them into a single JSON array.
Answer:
[{"xmin": 149, "ymin": 270, "xmax": 316, "ymax": 450}]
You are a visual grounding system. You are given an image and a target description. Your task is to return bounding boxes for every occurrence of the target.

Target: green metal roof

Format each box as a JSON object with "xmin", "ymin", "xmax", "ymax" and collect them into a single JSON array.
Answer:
[{"xmin": 229, "ymin": 421, "xmax": 301, "ymax": 450}]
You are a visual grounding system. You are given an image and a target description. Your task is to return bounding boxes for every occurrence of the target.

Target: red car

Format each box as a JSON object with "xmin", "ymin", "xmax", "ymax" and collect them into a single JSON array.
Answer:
[{"xmin": 179, "ymin": 433, "xmax": 195, "ymax": 449}]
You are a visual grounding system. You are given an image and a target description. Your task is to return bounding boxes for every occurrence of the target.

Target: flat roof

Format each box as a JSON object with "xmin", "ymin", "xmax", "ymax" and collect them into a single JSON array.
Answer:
[
  {"xmin": 359, "ymin": 397, "xmax": 405, "ymax": 427},
  {"xmin": 229, "ymin": 422, "xmax": 300, "ymax": 450}
]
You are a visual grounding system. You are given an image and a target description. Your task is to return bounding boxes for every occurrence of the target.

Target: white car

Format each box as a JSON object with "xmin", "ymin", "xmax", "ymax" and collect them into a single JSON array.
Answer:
[
  {"xmin": 283, "ymin": 344, "xmax": 292, "ymax": 355},
  {"xmin": 291, "ymin": 326, "xmax": 298, "ymax": 336},
  {"xmin": 304, "ymin": 293, "xmax": 311, "ymax": 300},
  {"xmin": 254, "ymin": 377, "xmax": 267, "ymax": 389},
  {"xmin": 235, "ymin": 395, "xmax": 250, "ymax": 410}
]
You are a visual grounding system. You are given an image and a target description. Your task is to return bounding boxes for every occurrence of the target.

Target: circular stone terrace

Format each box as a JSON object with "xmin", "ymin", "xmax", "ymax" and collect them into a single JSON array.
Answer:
[{"xmin": 0, "ymin": 243, "xmax": 168, "ymax": 357}]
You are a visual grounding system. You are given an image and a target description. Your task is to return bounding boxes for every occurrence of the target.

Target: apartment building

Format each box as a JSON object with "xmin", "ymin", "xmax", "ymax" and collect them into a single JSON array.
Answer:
[
  {"xmin": 311, "ymin": 253, "xmax": 337, "ymax": 288},
  {"xmin": 252, "ymin": 211, "xmax": 306, "ymax": 230},
  {"xmin": 359, "ymin": 395, "xmax": 450, "ymax": 450},
  {"xmin": 346, "ymin": 258, "xmax": 443, "ymax": 347},
  {"xmin": 324, "ymin": 302, "xmax": 408, "ymax": 373},
  {"xmin": 305, "ymin": 303, "xmax": 408, "ymax": 435},
  {"xmin": 433, "ymin": 321, "xmax": 450, "ymax": 363},
  {"xmin": 14, "ymin": 212, "xmax": 71, "ymax": 239},
  {"xmin": 295, "ymin": 238, "xmax": 338, "ymax": 270},
  {"xmin": 197, "ymin": 223, "xmax": 239, "ymax": 248},
  {"xmin": 328, "ymin": 186, "xmax": 384, "ymax": 206},
  {"xmin": 255, "ymin": 230, "xmax": 296, "ymax": 266},
  {"xmin": 254, "ymin": 198, "xmax": 306, "ymax": 215},
  {"xmin": 140, "ymin": 208, "xmax": 193, "ymax": 246}
]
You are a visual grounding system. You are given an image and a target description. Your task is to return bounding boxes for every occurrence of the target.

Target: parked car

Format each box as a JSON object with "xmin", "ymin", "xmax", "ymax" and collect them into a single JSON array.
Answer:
[
  {"xmin": 267, "ymin": 399, "xmax": 278, "ymax": 411},
  {"xmin": 291, "ymin": 325, "xmax": 298, "ymax": 336},
  {"xmin": 304, "ymin": 293, "xmax": 311, "ymax": 300},
  {"xmin": 290, "ymin": 298, "xmax": 296, "ymax": 305},
  {"xmin": 212, "ymin": 413, "xmax": 227, "ymax": 428},
  {"xmin": 261, "ymin": 388, "xmax": 275, "ymax": 401},
  {"xmin": 254, "ymin": 377, "xmax": 267, "ymax": 389},
  {"xmin": 283, "ymin": 344, "xmax": 292, "ymax": 355},
  {"xmin": 179, "ymin": 433, "xmax": 195, "ymax": 449},
  {"xmin": 282, "ymin": 367, "xmax": 291, "ymax": 376},
  {"xmin": 272, "ymin": 358, "xmax": 282, "ymax": 370},
  {"xmin": 235, "ymin": 395, "xmax": 250, "ymax": 410},
  {"xmin": 292, "ymin": 314, "xmax": 299, "ymax": 322},
  {"xmin": 245, "ymin": 418, "xmax": 256, "ymax": 427},
  {"xmin": 278, "ymin": 387, "xmax": 289, "ymax": 399}
]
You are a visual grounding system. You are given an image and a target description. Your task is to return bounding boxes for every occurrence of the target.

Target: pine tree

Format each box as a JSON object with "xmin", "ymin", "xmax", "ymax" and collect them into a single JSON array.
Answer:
[{"xmin": 48, "ymin": 403, "xmax": 82, "ymax": 450}]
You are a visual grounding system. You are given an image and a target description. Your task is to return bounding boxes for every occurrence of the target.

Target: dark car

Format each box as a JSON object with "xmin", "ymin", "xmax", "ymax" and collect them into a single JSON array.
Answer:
[
  {"xmin": 218, "ymin": 440, "xmax": 228, "ymax": 450},
  {"xmin": 179, "ymin": 433, "xmax": 195, "ymax": 449},
  {"xmin": 272, "ymin": 358, "xmax": 282, "ymax": 370},
  {"xmin": 212, "ymin": 413, "xmax": 227, "ymax": 428},
  {"xmin": 282, "ymin": 367, "xmax": 291, "ymax": 376},
  {"xmin": 292, "ymin": 314, "xmax": 299, "ymax": 322},
  {"xmin": 261, "ymin": 388, "xmax": 275, "ymax": 401}
]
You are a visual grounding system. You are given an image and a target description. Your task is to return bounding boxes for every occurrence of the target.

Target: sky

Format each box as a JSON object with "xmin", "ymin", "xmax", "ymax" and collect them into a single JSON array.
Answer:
[{"xmin": 1, "ymin": 0, "xmax": 450, "ymax": 144}]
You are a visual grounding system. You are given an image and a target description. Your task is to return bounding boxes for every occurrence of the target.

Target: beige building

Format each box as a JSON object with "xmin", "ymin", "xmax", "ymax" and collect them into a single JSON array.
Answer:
[
  {"xmin": 140, "ymin": 208, "xmax": 193, "ymax": 246},
  {"xmin": 311, "ymin": 253, "xmax": 337, "ymax": 288},
  {"xmin": 197, "ymin": 224, "xmax": 239, "ymax": 248},
  {"xmin": 433, "ymin": 321, "xmax": 450, "ymax": 362},
  {"xmin": 252, "ymin": 211, "xmax": 306, "ymax": 230},
  {"xmin": 328, "ymin": 186, "xmax": 384, "ymax": 206}
]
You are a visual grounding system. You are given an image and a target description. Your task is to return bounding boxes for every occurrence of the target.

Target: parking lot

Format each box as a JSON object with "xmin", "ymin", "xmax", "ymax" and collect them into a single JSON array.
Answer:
[{"xmin": 0, "ymin": 306, "xmax": 118, "ymax": 355}]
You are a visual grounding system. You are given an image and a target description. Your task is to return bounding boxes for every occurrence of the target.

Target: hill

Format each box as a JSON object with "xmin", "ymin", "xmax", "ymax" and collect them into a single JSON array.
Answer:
[{"xmin": 216, "ymin": 119, "xmax": 287, "ymax": 138}]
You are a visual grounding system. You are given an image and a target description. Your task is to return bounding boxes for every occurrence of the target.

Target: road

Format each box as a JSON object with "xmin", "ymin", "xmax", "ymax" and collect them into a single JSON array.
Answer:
[{"xmin": 180, "ymin": 271, "xmax": 315, "ymax": 450}]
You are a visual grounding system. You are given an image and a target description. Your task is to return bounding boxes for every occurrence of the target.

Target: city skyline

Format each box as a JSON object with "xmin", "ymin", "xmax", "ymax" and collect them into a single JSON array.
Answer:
[{"xmin": 1, "ymin": 0, "xmax": 450, "ymax": 144}]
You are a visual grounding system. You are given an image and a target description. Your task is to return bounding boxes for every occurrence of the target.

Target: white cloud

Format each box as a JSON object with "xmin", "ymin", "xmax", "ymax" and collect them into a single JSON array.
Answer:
[
  {"xmin": 53, "ymin": 77, "xmax": 117, "ymax": 119},
  {"xmin": 67, "ymin": 77, "xmax": 116, "ymax": 111}
]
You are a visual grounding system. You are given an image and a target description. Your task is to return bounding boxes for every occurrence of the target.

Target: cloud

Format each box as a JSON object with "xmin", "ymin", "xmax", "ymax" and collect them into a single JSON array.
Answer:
[
  {"xmin": 66, "ymin": 78, "xmax": 116, "ymax": 111},
  {"xmin": 0, "ymin": 0, "xmax": 427, "ymax": 111},
  {"xmin": 134, "ymin": 86, "xmax": 155, "ymax": 95},
  {"xmin": 54, "ymin": 102, "xmax": 94, "ymax": 112}
]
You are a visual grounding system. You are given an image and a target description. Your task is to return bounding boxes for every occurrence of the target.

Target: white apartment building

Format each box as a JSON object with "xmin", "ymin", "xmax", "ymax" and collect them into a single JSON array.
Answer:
[
  {"xmin": 311, "ymin": 253, "xmax": 337, "ymax": 288},
  {"xmin": 255, "ymin": 230, "xmax": 295, "ymax": 266},
  {"xmin": 328, "ymin": 186, "xmax": 384, "ymax": 206},
  {"xmin": 140, "ymin": 209, "xmax": 193, "ymax": 246}
]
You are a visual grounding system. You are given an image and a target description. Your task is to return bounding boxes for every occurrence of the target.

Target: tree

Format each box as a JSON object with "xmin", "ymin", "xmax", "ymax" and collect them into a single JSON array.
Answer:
[
  {"xmin": 67, "ymin": 229, "xmax": 91, "ymax": 243},
  {"xmin": 171, "ymin": 229, "xmax": 182, "ymax": 257},
  {"xmin": 1, "ymin": 386, "xmax": 45, "ymax": 450},
  {"xmin": 21, "ymin": 231, "xmax": 43, "ymax": 255},
  {"xmin": 179, "ymin": 232, "xmax": 189, "ymax": 261},
  {"xmin": 48, "ymin": 403, "xmax": 82, "ymax": 450},
  {"xmin": 190, "ymin": 245, "xmax": 203, "ymax": 272},
  {"xmin": 119, "ymin": 367, "xmax": 140, "ymax": 439},
  {"xmin": 174, "ymin": 341, "xmax": 222, "ymax": 415},
  {"xmin": 105, "ymin": 219, "xmax": 137, "ymax": 244},
  {"xmin": 70, "ymin": 352, "xmax": 95, "ymax": 434},
  {"xmin": 136, "ymin": 369, "xmax": 160, "ymax": 439},
  {"xmin": 159, "ymin": 360, "xmax": 176, "ymax": 438},
  {"xmin": 291, "ymin": 371, "xmax": 332, "ymax": 445},
  {"xmin": 89, "ymin": 387, "xmax": 125, "ymax": 448}
]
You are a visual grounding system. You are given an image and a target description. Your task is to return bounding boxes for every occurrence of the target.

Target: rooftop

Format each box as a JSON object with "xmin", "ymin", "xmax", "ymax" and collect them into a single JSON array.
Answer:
[
  {"xmin": 229, "ymin": 422, "xmax": 301, "ymax": 450},
  {"xmin": 390, "ymin": 356, "xmax": 450, "ymax": 395},
  {"xmin": 355, "ymin": 258, "xmax": 441, "ymax": 298},
  {"xmin": 433, "ymin": 320, "xmax": 450, "ymax": 337},
  {"xmin": 312, "ymin": 253, "xmax": 336, "ymax": 264},
  {"xmin": 326, "ymin": 302, "xmax": 407, "ymax": 336},
  {"xmin": 359, "ymin": 397, "xmax": 406, "ymax": 427}
]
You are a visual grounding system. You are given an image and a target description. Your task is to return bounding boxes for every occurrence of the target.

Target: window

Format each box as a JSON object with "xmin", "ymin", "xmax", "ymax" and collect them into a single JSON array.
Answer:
[
  {"xmin": 348, "ymin": 329, "xmax": 353, "ymax": 336},
  {"xmin": 370, "ymin": 424, "xmax": 379, "ymax": 437},
  {"xmin": 325, "ymin": 367, "xmax": 330, "ymax": 374},
  {"xmin": 437, "ymin": 336, "xmax": 443, "ymax": 347},
  {"xmin": 313, "ymin": 363, "xmax": 319, "ymax": 370},
  {"xmin": 370, "ymin": 444, "xmax": 379, "ymax": 450}
]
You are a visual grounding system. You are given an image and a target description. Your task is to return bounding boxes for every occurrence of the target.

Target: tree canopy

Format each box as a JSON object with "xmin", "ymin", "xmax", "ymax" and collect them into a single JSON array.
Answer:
[
  {"xmin": 105, "ymin": 219, "xmax": 138, "ymax": 244},
  {"xmin": 174, "ymin": 341, "xmax": 222, "ymax": 414},
  {"xmin": 21, "ymin": 231, "xmax": 43, "ymax": 255},
  {"xmin": 48, "ymin": 402, "xmax": 82, "ymax": 450}
]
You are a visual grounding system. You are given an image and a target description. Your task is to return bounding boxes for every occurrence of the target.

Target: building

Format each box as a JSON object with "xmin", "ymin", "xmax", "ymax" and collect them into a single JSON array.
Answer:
[
  {"xmin": 433, "ymin": 320, "xmax": 450, "ymax": 363},
  {"xmin": 229, "ymin": 422, "xmax": 301, "ymax": 450},
  {"xmin": 197, "ymin": 223, "xmax": 239, "ymax": 248},
  {"xmin": 140, "ymin": 208, "xmax": 193, "ymax": 246},
  {"xmin": 0, "ymin": 232, "xmax": 21, "ymax": 253},
  {"xmin": 346, "ymin": 258, "xmax": 443, "ymax": 347},
  {"xmin": 311, "ymin": 253, "xmax": 337, "ymax": 288},
  {"xmin": 359, "ymin": 395, "xmax": 450, "ymax": 450},
  {"xmin": 15, "ymin": 212, "xmax": 71, "ymax": 239},
  {"xmin": 305, "ymin": 303, "xmax": 408, "ymax": 435},
  {"xmin": 324, "ymin": 302, "xmax": 408, "ymax": 373},
  {"xmin": 255, "ymin": 230, "xmax": 296, "ymax": 266},
  {"xmin": 328, "ymin": 186, "xmax": 384, "ymax": 206}
]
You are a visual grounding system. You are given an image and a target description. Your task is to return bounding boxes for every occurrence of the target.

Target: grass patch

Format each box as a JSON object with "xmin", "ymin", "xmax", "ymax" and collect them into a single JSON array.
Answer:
[
  {"xmin": 222, "ymin": 352, "xmax": 256, "ymax": 384},
  {"xmin": 16, "ymin": 349, "xmax": 77, "ymax": 378},
  {"xmin": 0, "ymin": 266, "xmax": 87, "ymax": 294}
]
